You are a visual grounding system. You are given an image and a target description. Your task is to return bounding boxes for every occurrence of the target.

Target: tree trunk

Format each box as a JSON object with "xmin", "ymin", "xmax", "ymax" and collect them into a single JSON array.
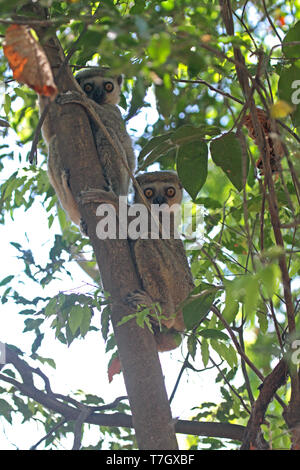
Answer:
[{"xmin": 29, "ymin": 5, "xmax": 178, "ymax": 450}]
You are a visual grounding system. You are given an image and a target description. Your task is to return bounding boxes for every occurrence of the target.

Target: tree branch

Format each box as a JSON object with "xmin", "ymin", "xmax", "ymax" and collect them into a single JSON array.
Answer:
[
  {"xmin": 0, "ymin": 345, "xmax": 245, "ymax": 444},
  {"xmin": 240, "ymin": 359, "xmax": 288, "ymax": 450}
]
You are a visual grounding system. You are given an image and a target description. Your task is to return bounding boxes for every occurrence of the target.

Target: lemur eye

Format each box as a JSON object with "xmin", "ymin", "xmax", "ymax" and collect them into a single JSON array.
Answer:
[
  {"xmin": 83, "ymin": 83, "xmax": 93, "ymax": 93},
  {"xmin": 166, "ymin": 187, "xmax": 176, "ymax": 198},
  {"xmin": 144, "ymin": 188, "xmax": 154, "ymax": 199},
  {"xmin": 104, "ymin": 81, "xmax": 114, "ymax": 92}
]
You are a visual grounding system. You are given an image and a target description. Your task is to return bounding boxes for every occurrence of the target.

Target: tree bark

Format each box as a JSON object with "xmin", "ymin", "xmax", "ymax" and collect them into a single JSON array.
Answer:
[{"xmin": 28, "ymin": 6, "xmax": 178, "ymax": 450}]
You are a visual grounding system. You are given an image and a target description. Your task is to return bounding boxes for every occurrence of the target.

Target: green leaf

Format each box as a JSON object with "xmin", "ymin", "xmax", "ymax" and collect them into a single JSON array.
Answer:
[
  {"xmin": 0, "ymin": 275, "xmax": 14, "ymax": 287},
  {"xmin": 210, "ymin": 133, "xmax": 247, "ymax": 191},
  {"xmin": 10, "ymin": 241, "xmax": 21, "ymax": 250},
  {"xmin": 201, "ymin": 338, "xmax": 209, "ymax": 368},
  {"xmin": 79, "ymin": 306, "xmax": 92, "ymax": 337},
  {"xmin": 172, "ymin": 124, "xmax": 219, "ymax": 145},
  {"xmin": 211, "ymin": 340, "xmax": 237, "ymax": 368},
  {"xmin": 198, "ymin": 329, "xmax": 229, "ymax": 341},
  {"xmin": 187, "ymin": 51, "xmax": 206, "ymax": 77},
  {"xmin": 31, "ymin": 333, "xmax": 44, "ymax": 354},
  {"xmin": 183, "ymin": 284, "xmax": 218, "ymax": 330},
  {"xmin": 130, "ymin": 1, "xmax": 146, "ymax": 14},
  {"xmin": 155, "ymin": 84, "xmax": 174, "ymax": 119},
  {"xmin": 232, "ymin": 391, "xmax": 241, "ymax": 417},
  {"xmin": 161, "ymin": 0, "xmax": 174, "ymax": 10},
  {"xmin": 101, "ymin": 306, "xmax": 111, "ymax": 341},
  {"xmin": 244, "ymin": 276, "xmax": 260, "ymax": 318},
  {"xmin": 149, "ymin": 33, "xmax": 171, "ymax": 64},
  {"xmin": 0, "ymin": 399, "xmax": 13, "ymax": 424},
  {"xmin": 257, "ymin": 311, "xmax": 268, "ymax": 334},
  {"xmin": 12, "ymin": 396, "xmax": 32, "ymax": 422},
  {"xmin": 177, "ymin": 140, "xmax": 208, "ymax": 200},
  {"xmin": 4, "ymin": 94, "xmax": 11, "ymax": 116},
  {"xmin": 222, "ymin": 281, "xmax": 240, "ymax": 324},
  {"xmin": 138, "ymin": 132, "xmax": 173, "ymax": 164},
  {"xmin": 126, "ymin": 76, "xmax": 149, "ymax": 121},
  {"xmin": 18, "ymin": 309, "xmax": 36, "ymax": 316},
  {"xmin": 33, "ymin": 355, "xmax": 56, "ymax": 369},
  {"xmin": 259, "ymin": 264, "xmax": 280, "ymax": 298},
  {"xmin": 187, "ymin": 334, "xmax": 198, "ymax": 359},
  {"xmin": 117, "ymin": 313, "xmax": 138, "ymax": 327},
  {"xmin": 136, "ymin": 308, "xmax": 151, "ymax": 328},
  {"xmin": 282, "ymin": 21, "xmax": 300, "ymax": 59},
  {"xmin": 138, "ymin": 138, "xmax": 174, "ymax": 171},
  {"xmin": 44, "ymin": 297, "xmax": 59, "ymax": 316},
  {"xmin": 23, "ymin": 318, "xmax": 43, "ymax": 332},
  {"xmin": 68, "ymin": 305, "xmax": 84, "ymax": 335},
  {"xmin": 1, "ymin": 287, "xmax": 11, "ymax": 304},
  {"xmin": 278, "ymin": 65, "xmax": 300, "ymax": 127}
]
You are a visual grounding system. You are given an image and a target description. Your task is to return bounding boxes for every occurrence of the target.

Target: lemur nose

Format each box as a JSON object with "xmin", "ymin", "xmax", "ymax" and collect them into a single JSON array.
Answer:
[
  {"xmin": 93, "ymin": 88, "xmax": 105, "ymax": 104},
  {"xmin": 153, "ymin": 195, "xmax": 167, "ymax": 205}
]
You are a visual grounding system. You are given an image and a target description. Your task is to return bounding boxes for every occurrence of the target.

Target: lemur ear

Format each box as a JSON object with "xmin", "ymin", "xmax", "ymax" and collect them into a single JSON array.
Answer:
[{"xmin": 117, "ymin": 75, "xmax": 123, "ymax": 86}]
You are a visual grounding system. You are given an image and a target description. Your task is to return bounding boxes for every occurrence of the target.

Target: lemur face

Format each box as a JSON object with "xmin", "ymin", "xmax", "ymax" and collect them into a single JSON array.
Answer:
[
  {"xmin": 76, "ymin": 69, "xmax": 122, "ymax": 105},
  {"xmin": 135, "ymin": 172, "xmax": 183, "ymax": 207}
]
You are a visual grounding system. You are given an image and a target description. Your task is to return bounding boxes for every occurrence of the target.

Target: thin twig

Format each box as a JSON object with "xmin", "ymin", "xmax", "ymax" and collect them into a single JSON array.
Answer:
[
  {"xmin": 173, "ymin": 78, "xmax": 244, "ymax": 105},
  {"xmin": 237, "ymin": 326, "xmax": 254, "ymax": 405},
  {"xmin": 200, "ymin": 246, "xmax": 224, "ymax": 282},
  {"xmin": 30, "ymin": 418, "xmax": 67, "ymax": 450},
  {"xmin": 0, "ymin": 18, "xmax": 66, "ymax": 26},
  {"xmin": 211, "ymin": 305, "xmax": 264, "ymax": 381},
  {"xmin": 29, "ymin": 99, "xmax": 51, "ymax": 164},
  {"xmin": 169, "ymin": 353, "xmax": 190, "ymax": 404},
  {"xmin": 259, "ymin": 178, "xmax": 267, "ymax": 252},
  {"xmin": 209, "ymin": 351, "xmax": 251, "ymax": 414},
  {"xmin": 232, "ymin": 11, "xmax": 258, "ymax": 49},
  {"xmin": 262, "ymin": 0, "xmax": 282, "ymax": 43},
  {"xmin": 277, "ymin": 119, "xmax": 300, "ymax": 145},
  {"xmin": 269, "ymin": 300, "xmax": 284, "ymax": 351}
]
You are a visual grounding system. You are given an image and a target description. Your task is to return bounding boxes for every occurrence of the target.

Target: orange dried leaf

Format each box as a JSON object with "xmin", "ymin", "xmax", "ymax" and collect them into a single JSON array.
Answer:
[
  {"xmin": 108, "ymin": 356, "xmax": 122, "ymax": 383},
  {"xmin": 3, "ymin": 24, "xmax": 58, "ymax": 99}
]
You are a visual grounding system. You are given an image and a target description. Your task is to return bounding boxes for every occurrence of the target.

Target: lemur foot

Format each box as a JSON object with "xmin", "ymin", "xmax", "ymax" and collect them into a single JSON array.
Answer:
[
  {"xmin": 127, "ymin": 290, "xmax": 176, "ymax": 329},
  {"xmin": 55, "ymin": 90, "xmax": 86, "ymax": 106},
  {"xmin": 126, "ymin": 289, "xmax": 153, "ymax": 308},
  {"xmin": 79, "ymin": 188, "xmax": 119, "ymax": 209}
]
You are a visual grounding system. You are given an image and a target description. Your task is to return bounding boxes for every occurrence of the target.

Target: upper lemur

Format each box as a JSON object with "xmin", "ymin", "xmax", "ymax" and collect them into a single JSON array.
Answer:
[{"xmin": 39, "ymin": 67, "xmax": 136, "ymax": 226}]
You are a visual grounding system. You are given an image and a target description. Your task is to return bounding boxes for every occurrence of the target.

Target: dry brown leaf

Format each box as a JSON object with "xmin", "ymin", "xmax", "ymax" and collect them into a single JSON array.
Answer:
[
  {"xmin": 3, "ymin": 24, "xmax": 58, "ymax": 98},
  {"xmin": 243, "ymin": 108, "xmax": 285, "ymax": 174},
  {"xmin": 108, "ymin": 356, "xmax": 122, "ymax": 383}
]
